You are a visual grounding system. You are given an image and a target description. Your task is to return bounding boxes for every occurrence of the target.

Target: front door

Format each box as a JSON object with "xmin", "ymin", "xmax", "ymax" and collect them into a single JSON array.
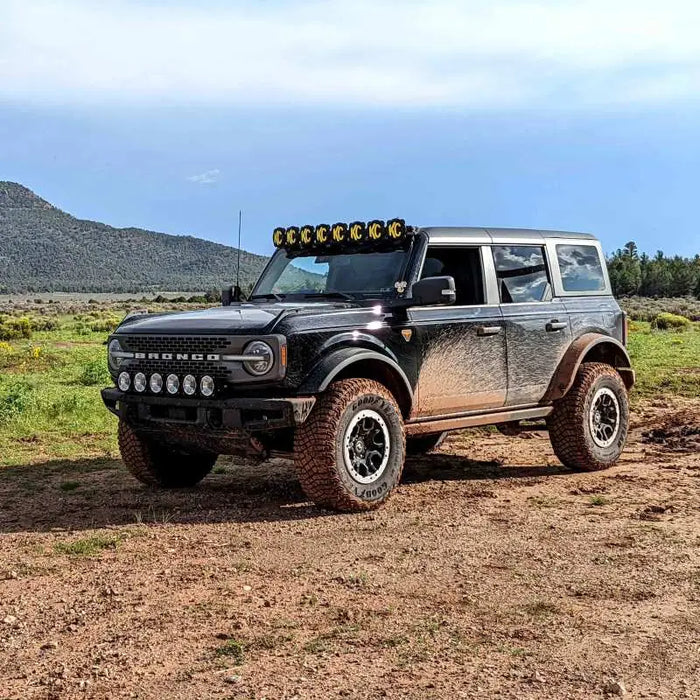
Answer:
[
  {"xmin": 407, "ymin": 246, "xmax": 507, "ymax": 418},
  {"xmin": 491, "ymin": 245, "xmax": 572, "ymax": 406}
]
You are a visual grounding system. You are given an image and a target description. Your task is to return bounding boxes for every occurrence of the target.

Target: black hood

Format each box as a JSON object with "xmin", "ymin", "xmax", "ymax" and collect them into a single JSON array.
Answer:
[{"xmin": 114, "ymin": 301, "xmax": 351, "ymax": 335}]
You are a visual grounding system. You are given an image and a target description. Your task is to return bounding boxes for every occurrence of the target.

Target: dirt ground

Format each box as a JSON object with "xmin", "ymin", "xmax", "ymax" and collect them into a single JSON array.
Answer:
[{"xmin": 1, "ymin": 401, "xmax": 699, "ymax": 700}]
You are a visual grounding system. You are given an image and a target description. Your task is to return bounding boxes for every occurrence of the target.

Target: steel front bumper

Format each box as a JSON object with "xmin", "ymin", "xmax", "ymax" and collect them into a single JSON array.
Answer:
[{"xmin": 101, "ymin": 388, "xmax": 316, "ymax": 431}]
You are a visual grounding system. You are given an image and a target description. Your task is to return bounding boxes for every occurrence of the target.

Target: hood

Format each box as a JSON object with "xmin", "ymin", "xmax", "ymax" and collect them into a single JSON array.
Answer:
[{"xmin": 114, "ymin": 301, "xmax": 351, "ymax": 335}]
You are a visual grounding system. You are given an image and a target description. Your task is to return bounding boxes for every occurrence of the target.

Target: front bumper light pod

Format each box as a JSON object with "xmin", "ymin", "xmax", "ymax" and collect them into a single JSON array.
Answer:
[
  {"xmin": 166, "ymin": 374, "xmax": 180, "ymax": 395},
  {"xmin": 133, "ymin": 372, "xmax": 147, "ymax": 393},
  {"xmin": 243, "ymin": 340, "xmax": 274, "ymax": 376},
  {"xmin": 200, "ymin": 375, "xmax": 215, "ymax": 397},
  {"xmin": 118, "ymin": 372, "xmax": 131, "ymax": 391},
  {"xmin": 150, "ymin": 373, "xmax": 163, "ymax": 394},
  {"xmin": 183, "ymin": 374, "xmax": 196, "ymax": 396}
]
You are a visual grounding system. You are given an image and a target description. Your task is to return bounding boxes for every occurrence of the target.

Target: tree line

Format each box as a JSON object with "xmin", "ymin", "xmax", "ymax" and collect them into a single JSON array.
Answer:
[{"xmin": 607, "ymin": 242, "xmax": 700, "ymax": 298}]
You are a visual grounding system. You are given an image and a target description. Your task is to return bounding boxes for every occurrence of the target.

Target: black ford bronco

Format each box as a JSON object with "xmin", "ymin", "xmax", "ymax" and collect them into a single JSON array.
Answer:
[{"xmin": 103, "ymin": 220, "xmax": 634, "ymax": 512}]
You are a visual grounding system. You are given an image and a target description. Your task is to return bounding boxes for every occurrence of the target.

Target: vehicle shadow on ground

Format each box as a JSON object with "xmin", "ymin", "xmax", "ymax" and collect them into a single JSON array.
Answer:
[{"xmin": 0, "ymin": 452, "xmax": 569, "ymax": 534}]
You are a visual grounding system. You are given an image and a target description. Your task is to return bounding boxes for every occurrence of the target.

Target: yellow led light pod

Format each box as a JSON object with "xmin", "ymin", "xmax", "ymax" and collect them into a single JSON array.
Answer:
[
  {"xmin": 299, "ymin": 225, "xmax": 314, "ymax": 246},
  {"xmin": 315, "ymin": 224, "xmax": 330, "ymax": 245},
  {"xmin": 349, "ymin": 221, "xmax": 367, "ymax": 243},
  {"xmin": 331, "ymin": 222, "xmax": 348, "ymax": 244},
  {"xmin": 367, "ymin": 220, "xmax": 385, "ymax": 241},
  {"xmin": 285, "ymin": 226, "xmax": 300, "ymax": 247},
  {"xmin": 386, "ymin": 218, "xmax": 406, "ymax": 240},
  {"xmin": 272, "ymin": 227, "xmax": 286, "ymax": 247}
]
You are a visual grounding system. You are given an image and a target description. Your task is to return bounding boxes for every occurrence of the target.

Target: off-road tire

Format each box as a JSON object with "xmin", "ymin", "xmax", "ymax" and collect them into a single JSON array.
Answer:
[
  {"xmin": 547, "ymin": 362, "xmax": 629, "ymax": 472},
  {"xmin": 294, "ymin": 378, "xmax": 405, "ymax": 512},
  {"xmin": 118, "ymin": 420, "xmax": 217, "ymax": 488},
  {"xmin": 406, "ymin": 432, "xmax": 446, "ymax": 456}
]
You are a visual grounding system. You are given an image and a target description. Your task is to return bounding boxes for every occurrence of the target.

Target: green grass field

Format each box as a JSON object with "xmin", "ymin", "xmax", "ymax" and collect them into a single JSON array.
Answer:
[{"xmin": 0, "ymin": 311, "xmax": 698, "ymax": 468}]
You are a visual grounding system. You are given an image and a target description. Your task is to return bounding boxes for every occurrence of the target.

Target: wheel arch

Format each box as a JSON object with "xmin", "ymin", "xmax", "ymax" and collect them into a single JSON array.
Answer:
[
  {"xmin": 298, "ymin": 348, "xmax": 413, "ymax": 418},
  {"xmin": 543, "ymin": 333, "xmax": 635, "ymax": 402}
]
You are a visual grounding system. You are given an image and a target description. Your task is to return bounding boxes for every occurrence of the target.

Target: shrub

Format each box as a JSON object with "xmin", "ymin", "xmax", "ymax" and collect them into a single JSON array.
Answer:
[
  {"xmin": 79, "ymin": 358, "xmax": 110, "ymax": 386},
  {"xmin": 651, "ymin": 312, "xmax": 691, "ymax": 331},
  {"xmin": 90, "ymin": 315, "xmax": 121, "ymax": 333},
  {"xmin": 0, "ymin": 315, "xmax": 33, "ymax": 340},
  {"xmin": 0, "ymin": 380, "xmax": 34, "ymax": 424}
]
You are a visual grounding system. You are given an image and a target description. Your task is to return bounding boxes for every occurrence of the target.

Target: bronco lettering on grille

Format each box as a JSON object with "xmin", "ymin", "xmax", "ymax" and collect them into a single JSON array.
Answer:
[{"xmin": 133, "ymin": 352, "xmax": 221, "ymax": 361}]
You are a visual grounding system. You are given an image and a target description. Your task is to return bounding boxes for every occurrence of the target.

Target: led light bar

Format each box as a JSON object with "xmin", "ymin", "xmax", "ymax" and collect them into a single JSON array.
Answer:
[{"xmin": 272, "ymin": 218, "xmax": 408, "ymax": 250}]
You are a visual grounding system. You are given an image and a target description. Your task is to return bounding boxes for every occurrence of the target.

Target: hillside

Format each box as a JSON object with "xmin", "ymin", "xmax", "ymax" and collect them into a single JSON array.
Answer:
[{"xmin": 0, "ymin": 182, "xmax": 270, "ymax": 293}]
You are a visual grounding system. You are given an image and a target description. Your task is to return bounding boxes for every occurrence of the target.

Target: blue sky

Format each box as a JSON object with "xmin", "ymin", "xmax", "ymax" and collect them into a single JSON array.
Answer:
[{"xmin": 1, "ymin": 0, "xmax": 699, "ymax": 258}]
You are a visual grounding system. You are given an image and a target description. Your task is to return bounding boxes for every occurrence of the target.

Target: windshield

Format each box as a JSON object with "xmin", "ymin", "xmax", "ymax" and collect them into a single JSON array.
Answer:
[{"xmin": 252, "ymin": 246, "xmax": 411, "ymax": 300}]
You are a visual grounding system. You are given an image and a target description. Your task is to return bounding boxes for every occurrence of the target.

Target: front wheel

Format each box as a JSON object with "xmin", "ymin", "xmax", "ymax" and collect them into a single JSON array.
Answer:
[
  {"xmin": 294, "ymin": 379, "xmax": 405, "ymax": 512},
  {"xmin": 547, "ymin": 362, "xmax": 629, "ymax": 471},
  {"xmin": 118, "ymin": 420, "xmax": 217, "ymax": 488}
]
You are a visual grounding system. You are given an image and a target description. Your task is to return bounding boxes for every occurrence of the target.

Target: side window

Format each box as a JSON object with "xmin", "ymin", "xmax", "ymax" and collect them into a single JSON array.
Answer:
[
  {"xmin": 556, "ymin": 244, "xmax": 606, "ymax": 292},
  {"xmin": 493, "ymin": 246, "xmax": 551, "ymax": 303},
  {"xmin": 420, "ymin": 247, "xmax": 484, "ymax": 305}
]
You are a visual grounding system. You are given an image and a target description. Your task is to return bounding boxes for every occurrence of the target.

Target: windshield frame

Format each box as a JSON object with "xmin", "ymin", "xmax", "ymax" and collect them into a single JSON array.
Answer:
[{"xmin": 250, "ymin": 239, "xmax": 416, "ymax": 303}]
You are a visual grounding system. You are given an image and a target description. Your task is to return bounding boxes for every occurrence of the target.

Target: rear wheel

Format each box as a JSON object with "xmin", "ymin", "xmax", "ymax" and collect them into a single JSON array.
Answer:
[
  {"xmin": 547, "ymin": 362, "xmax": 629, "ymax": 471},
  {"xmin": 406, "ymin": 432, "xmax": 446, "ymax": 456},
  {"xmin": 294, "ymin": 379, "xmax": 405, "ymax": 512},
  {"xmin": 118, "ymin": 420, "xmax": 217, "ymax": 488}
]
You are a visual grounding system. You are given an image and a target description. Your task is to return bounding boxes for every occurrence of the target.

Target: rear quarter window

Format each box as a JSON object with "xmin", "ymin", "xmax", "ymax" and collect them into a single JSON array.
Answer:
[{"xmin": 556, "ymin": 244, "xmax": 606, "ymax": 292}]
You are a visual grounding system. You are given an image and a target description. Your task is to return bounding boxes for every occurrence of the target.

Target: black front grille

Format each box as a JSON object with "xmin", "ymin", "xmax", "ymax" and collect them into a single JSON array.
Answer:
[
  {"xmin": 120, "ymin": 335, "xmax": 233, "ymax": 394},
  {"xmin": 125, "ymin": 336, "xmax": 230, "ymax": 355}
]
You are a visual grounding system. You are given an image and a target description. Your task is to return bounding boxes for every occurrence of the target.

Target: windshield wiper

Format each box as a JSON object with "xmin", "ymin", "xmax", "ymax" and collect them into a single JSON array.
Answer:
[
  {"xmin": 298, "ymin": 291, "xmax": 355, "ymax": 301},
  {"xmin": 249, "ymin": 292, "xmax": 285, "ymax": 301}
]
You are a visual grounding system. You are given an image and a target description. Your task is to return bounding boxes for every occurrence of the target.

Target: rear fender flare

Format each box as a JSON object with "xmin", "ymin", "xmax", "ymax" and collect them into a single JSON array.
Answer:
[{"xmin": 543, "ymin": 333, "xmax": 634, "ymax": 402}]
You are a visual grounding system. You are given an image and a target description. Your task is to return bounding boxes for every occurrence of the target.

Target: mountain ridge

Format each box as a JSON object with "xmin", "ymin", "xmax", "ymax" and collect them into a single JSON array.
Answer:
[{"xmin": 0, "ymin": 182, "xmax": 270, "ymax": 293}]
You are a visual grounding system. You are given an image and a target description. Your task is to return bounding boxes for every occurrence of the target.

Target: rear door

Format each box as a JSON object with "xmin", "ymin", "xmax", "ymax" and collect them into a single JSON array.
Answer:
[
  {"xmin": 491, "ymin": 243, "xmax": 572, "ymax": 406},
  {"xmin": 408, "ymin": 245, "xmax": 507, "ymax": 418}
]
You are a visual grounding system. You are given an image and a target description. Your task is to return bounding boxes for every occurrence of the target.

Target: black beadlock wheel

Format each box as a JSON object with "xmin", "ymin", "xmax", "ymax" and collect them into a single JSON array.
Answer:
[
  {"xmin": 547, "ymin": 362, "xmax": 629, "ymax": 472},
  {"xmin": 293, "ymin": 379, "xmax": 406, "ymax": 512},
  {"xmin": 406, "ymin": 432, "xmax": 446, "ymax": 456},
  {"xmin": 118, "ymin": 420, "xmax": 217, "ymax": 488}
]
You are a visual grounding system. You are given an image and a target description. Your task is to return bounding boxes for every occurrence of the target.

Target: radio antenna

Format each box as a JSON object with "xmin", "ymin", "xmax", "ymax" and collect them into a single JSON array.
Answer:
[{"xmin": 234, "ymin": 210, "xmax": 242, "ymax": 301}]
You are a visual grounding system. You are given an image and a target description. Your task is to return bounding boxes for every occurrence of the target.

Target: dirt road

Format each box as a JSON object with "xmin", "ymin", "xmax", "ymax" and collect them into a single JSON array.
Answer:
[{"xmin": 1, "ymin": 402, "xmax": 699, "ymax": 699}]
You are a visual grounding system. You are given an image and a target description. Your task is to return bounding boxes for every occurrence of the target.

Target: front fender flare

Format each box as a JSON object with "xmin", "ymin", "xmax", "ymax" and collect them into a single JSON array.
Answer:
[
  {"xmin": 298, "ymin": 347, "xmax": 413, "ymax": 404},
  {"xmin": 543, "ymin": 333, "xmax": 634, "ymax": 402}
]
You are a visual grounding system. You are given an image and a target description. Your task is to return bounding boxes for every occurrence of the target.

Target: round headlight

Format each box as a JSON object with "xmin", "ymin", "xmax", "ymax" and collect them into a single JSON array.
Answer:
[
  {"xmin": 108, "ymin": 339, "xmax": 123, "ymax": 371},
  {"xmin": 200, "ymin": 375, "xmax": 215, "ymax": 397},
  {"xmin": 166, "ymin": 374, "xmax": 180, "ymax": 395},
  {"xmin": 118, "ymin": 371, "xmax": 131, "ymax": 391},
  {"xmin": 243, "ymin": 341, "xmax": 274, "ymax": 376},
  {"xmin": 134, "ymin": 372, "xmax": 147, "ymax": 393},
  {"xmin": 183, "ymin": 375, "xmax": 197, "ymax": 396},
  {"xmin": 150, "ymin": 373, "xmax": 163, "ymax": 393}
]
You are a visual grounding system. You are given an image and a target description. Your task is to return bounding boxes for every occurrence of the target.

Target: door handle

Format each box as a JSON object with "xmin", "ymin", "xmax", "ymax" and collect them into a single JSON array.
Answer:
[
  {"xmin": 546, "ymin": 320, "xmax": 568, "ymax": 332},
  {"xmin": 477, "ymin": 325, "xmax": 502, "ymax": 337}
]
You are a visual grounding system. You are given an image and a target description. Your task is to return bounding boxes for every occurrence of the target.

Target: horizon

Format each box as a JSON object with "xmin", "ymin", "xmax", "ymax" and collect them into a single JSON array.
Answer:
[
  {"xmin": 2, "ymin": 1, "xmax": 699, "ymax": 259},
  {"xmin": 2, "ymin": 175, "xmax": 696, "ymax": 262}
]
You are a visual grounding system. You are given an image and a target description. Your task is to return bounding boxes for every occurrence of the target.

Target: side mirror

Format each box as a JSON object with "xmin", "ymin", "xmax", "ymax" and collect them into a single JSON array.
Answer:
[
  {"xmin": 221, "ymin": 287, "xmax": 233, "ymax": 306},
  {"xmin": 410, "ymin": 276, "xmax": 456, "ymax": 306}
]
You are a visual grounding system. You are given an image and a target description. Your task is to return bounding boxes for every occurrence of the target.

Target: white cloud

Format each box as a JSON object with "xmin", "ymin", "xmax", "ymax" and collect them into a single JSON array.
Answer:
[
  {"xmin": 0, "ymin": 0, "xmax": 698, "ymax": 108},
  {"xmin": 187, "ymin": 169, "xmax": 220, "ymax": 185}
]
